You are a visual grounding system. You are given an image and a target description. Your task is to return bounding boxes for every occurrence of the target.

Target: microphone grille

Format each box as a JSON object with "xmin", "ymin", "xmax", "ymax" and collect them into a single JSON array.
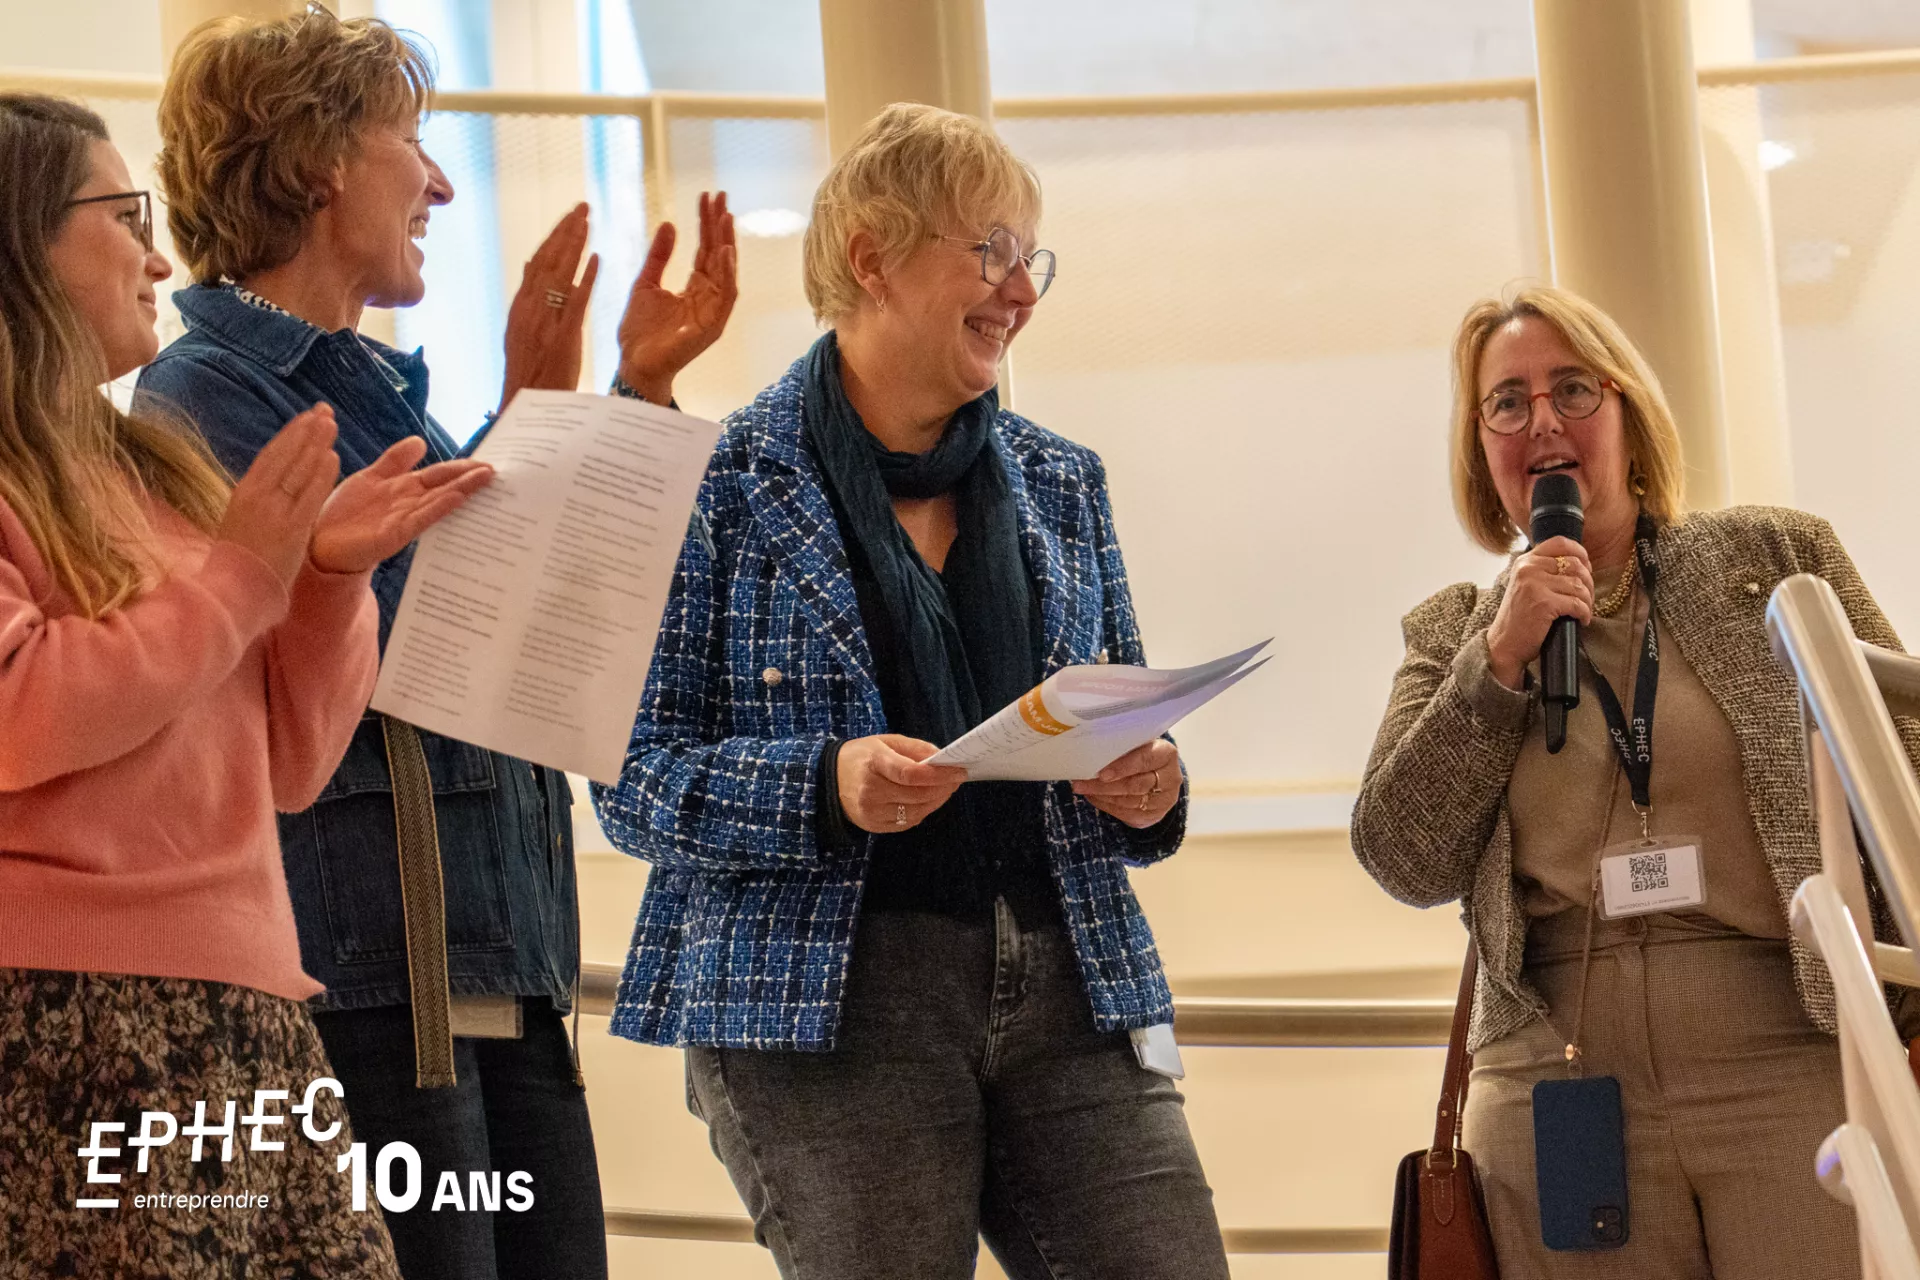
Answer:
[{"xmin": 1529, "ymin": 472, "xmax": 1583, "ymax": 545}]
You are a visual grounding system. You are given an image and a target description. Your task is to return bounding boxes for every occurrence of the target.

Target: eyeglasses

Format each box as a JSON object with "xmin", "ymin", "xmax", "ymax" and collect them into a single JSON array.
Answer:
[
  {"xmin": 1478, "ymin": 372, "xmax": 1620, "ymax": 435},
  {"xmin": 941, "ymin": 227, "xmax": 1056, "ymax": 300},
  {"xmin": 64, "ymin": 189, "xmax": 153, "ymax": 253}
]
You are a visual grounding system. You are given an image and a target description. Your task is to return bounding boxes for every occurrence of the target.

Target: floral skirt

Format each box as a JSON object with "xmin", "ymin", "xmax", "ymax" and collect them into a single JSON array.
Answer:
[{"xmin": 0, "ymin": 968, "xmax": 400, "ymax": 1279}]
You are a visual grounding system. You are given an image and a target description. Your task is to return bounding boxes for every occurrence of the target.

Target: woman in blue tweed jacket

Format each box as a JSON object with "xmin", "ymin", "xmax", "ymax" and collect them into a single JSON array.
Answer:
[{"xmin": 593, "ymin": 105, "xmax": 1229, "ymax": 1278}]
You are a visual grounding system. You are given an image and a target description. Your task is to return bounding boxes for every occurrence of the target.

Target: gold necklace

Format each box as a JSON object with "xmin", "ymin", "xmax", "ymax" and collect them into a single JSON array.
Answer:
[{"xmin": 1594, "ymin": 558, "xmax": 1637, "ymax": 618}]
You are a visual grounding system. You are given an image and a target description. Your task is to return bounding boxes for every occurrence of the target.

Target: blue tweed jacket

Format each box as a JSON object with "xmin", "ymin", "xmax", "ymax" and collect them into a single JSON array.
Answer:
[{"xmin": 591, "ymin": 355, "xmax": 1189, "ymax": 1050}]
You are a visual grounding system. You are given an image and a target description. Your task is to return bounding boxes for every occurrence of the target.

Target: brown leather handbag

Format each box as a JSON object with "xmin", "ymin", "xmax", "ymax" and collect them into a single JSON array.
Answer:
[{"xmin": 1387, "ymin": 945, "xmax": 1501, "ymax": 1279}]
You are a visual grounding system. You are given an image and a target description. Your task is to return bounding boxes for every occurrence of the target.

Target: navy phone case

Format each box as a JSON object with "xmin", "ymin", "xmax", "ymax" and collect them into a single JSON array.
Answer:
[{"xmin": 1532, "ymin": 1076, "xmax": 1629, "ymax": 1251}]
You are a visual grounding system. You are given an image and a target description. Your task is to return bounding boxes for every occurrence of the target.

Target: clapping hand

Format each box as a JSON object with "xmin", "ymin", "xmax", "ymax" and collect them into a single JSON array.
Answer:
[
  {"xmin": 616, "ymin": 191, "xmax": 738, "ymax": 405},
  {"xmin": 309, "ymin": 435, "xmax": 494, "ymax": 576},
  {"xmin": 499, "ymin": 203, "xmax": 601, "ymax": 415},
  {"xmin": 218, "ymin": 404, "xmax": 342, "ymax": 588}
]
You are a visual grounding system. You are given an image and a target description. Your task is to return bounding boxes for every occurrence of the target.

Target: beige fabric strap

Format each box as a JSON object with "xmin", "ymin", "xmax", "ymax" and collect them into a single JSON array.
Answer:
[{"xmin": 381, "ymin": 715, "xmax": 457, "ymax": 1089}]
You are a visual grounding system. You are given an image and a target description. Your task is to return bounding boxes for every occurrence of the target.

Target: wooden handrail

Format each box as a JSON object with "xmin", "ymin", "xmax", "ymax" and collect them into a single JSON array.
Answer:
[
  {"xmin": 578, "ymin": 961, "xmax": 1452, "ymax": 1047},
  {"xmin": 602, "ymin": 1207, "xmax": 1388, "ymax": 1254},
  {"xmin": 1698, "ymin": 46, "xmax": 1920, "ymax": 88},
  {"xmin": 6, "ymin": 46, "xmax": 1919, "ymax": 119}
]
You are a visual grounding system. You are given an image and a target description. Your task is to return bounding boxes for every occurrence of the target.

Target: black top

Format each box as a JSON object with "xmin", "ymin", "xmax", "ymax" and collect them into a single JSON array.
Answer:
[{"xmin": 818, "ymin": 492, "xmax": 1060, "ymax": 929}]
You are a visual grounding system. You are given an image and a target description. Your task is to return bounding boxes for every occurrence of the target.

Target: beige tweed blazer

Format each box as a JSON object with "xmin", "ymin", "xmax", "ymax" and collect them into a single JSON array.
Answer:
[{"xmin": 1351, "ymin": 505, "xmax": 1920, "ymax": 1051}]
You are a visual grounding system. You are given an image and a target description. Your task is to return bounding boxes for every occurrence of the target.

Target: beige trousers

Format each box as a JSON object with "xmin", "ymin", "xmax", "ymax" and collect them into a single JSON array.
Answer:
[{"xmin": 1461, "ymin": 911, "xmax": 1857, "ymax": 1279}]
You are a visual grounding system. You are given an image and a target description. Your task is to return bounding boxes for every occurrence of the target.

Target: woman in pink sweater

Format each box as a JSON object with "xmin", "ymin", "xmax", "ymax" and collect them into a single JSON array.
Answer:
[{"xmin": 0, "ymin": 96, "xmax": 490, "ymax": 1277}]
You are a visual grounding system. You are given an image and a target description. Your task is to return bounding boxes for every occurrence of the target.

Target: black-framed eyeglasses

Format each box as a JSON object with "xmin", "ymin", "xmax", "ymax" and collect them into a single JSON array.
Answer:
[
  {"xmin": 1478, "ymin": 372, "xmax": 1620, "ymax": 436},
  {"xmin": 64, "ymin": 189, "xmax": 153, "ymax": 253},
  {"xmin": 941, "ymin": 227, "xmax": 1056, "ymax": 300}
]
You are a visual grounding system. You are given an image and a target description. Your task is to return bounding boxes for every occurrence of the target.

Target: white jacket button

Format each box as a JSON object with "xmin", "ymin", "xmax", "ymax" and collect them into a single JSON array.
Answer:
[{"xmin": 762, "ymin": 666, "xmax": 783, "ymax": 686}]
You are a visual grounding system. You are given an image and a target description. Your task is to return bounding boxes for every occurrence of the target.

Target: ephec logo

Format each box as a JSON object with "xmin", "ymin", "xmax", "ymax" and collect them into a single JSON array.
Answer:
[{"xmin": 71, "ymin": 1076, "xmax": 534, "ymax": 1215}]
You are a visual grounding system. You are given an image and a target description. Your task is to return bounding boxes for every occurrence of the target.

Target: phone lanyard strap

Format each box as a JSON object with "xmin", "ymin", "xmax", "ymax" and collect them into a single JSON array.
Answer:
[
  {"xmin": 1581, "ymin": 515, "xmax": 1662, "ymax": 815},
  {"xmin": 1564, "ymin": 767, "xmax": 1623, "ymax": 1078},
  {"xmin": 1560, "ymin": 516, "xmax": 1658, "ymax": 1077}
]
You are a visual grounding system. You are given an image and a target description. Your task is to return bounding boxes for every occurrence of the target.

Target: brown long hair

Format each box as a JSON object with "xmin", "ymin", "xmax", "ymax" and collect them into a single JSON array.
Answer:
[{"xmin": 0, "ymin": 94, "xmax": 230, "ymax": 617}]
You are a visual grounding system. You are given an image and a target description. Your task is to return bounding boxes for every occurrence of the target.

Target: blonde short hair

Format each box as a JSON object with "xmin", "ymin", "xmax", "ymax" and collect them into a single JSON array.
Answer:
[
  {"xmin": 803, "ymin": 103, "xmax": 1042, "ymax": 323},
  {"xmin": 157, "ymin": 4, "xmax": 432, "ymax": 284},
  {"xmin": 1449, "ymin": 284, "xmax": 1686, "ymax": 554}
]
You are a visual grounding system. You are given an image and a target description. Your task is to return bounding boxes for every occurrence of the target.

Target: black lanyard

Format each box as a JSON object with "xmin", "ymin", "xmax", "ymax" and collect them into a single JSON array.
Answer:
[{"xmin": 1582, "ymin": 516, "xmax": 1661, "ymax": 810}]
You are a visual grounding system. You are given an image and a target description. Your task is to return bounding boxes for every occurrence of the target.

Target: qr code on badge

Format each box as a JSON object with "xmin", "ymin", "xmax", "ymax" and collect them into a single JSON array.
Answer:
[{"xmin": 1629, "ymin": 851, "xmax": 1670, "ymax": 893}]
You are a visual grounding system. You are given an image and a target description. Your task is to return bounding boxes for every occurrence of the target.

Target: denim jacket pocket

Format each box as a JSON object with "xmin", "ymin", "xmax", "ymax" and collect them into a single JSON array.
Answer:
[{"xmin": 308, "ymin": 716, "xmax": 518, "ymax": 965}]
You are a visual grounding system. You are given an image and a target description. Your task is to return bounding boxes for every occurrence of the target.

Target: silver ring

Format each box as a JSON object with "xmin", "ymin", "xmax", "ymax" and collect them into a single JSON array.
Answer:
[
  {"xmin": 894, "ymin": 804, "xmax": 907, "ymax": 826},
  {"xmin": 544, "ymin": 288, "xmax": 569, "ymax": 309}
]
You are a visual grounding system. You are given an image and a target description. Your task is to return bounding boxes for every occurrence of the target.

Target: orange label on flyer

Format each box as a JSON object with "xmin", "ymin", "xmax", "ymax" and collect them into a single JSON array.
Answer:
[{"xmin": 1017, "ymin": 686, "xmax": 1072, "ymax": 736}]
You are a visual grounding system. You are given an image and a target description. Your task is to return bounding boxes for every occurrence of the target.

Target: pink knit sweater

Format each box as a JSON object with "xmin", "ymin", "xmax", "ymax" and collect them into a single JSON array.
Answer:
[{"xmin": 0, "ymin": 491, "xmax": 376, "ymax": 1001}]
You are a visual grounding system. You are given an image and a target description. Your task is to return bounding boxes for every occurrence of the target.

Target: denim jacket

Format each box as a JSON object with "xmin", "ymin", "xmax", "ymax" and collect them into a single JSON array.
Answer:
[{"xmin": 135, "ymin": 284, "xmax": 577, "ymax": 1012}]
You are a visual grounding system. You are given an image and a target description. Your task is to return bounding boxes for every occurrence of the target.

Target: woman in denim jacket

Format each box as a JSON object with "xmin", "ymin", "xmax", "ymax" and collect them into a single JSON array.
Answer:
[
  {"xmin": 133, "ymin": 12, "xmax": 734, "ymax": 1280},
  {"xmin": 593, "ymin": 104, "xmax": 1229, "ymax": 1279}
]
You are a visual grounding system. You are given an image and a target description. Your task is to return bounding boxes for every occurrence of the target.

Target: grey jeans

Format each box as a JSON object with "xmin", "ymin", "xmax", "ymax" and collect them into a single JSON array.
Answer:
[{"xmin": 686, "ymin": 899, "xmax": 1230, "ymax": 1279}]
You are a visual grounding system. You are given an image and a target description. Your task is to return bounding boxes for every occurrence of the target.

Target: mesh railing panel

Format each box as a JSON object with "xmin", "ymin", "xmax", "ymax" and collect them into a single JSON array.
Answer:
[
  {"xmin": 999, "ymin": 99, "xmax": 1543, "ymax": 786},
  {"xmin": 1699, "ymin": 72, "xmax": 1920, "ymax": 641},
  {"xmin": 662, "ymin": 113, "xmax": 832, "ymax": 418},
  {"xmin": 71, "ymin": 74, "xmax": 1920, "ymax": 792}
]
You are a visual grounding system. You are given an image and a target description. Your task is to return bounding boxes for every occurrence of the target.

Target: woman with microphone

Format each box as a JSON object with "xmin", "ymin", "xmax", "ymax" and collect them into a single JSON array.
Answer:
[{"xmin": 1351, "ymin": 283, "xmax": 1920, "ymax": 1278}]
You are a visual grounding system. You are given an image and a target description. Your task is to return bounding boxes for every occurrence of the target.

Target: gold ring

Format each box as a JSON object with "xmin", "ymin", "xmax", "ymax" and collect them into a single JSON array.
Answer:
[
  {"xmin": 1137, "ymin": 791, "xmax": 1151, "ymax": 811},
  {"xmin": 1554, "ymin": 555, "xmax": 1568, "ymax": 575},
  {"xmin": 1148, "ymin": 767, "xmax": 1164, "ymax": 797},
  {"xmin": 894, "ymin": 804, "xmax": 907, "ymax": 826},
  {"xmin": 544, "ymin": 288, "xmax": 569, "ymax": 308}
]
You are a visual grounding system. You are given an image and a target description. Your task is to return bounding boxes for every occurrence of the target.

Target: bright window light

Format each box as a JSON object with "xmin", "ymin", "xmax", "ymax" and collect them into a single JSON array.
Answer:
[{"xmin": 736, "ymin": 207, "xmax": 809, "ymax": 238}]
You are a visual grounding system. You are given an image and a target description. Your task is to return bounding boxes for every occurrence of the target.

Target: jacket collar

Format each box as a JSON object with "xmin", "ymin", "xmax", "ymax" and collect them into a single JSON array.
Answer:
[
  {"xmin": 737, "ymin": 357, "xmax": 881, "ymax": 711},
  {"xmin": 173, "ymin": 282, "xmax": 327, "ymax": 378},
  {"xmin": 173, "ymin": 282, "xmax": 436, "ymax": 436},
  {"xmin": 743, "ymin": 354, "xmax": 814, "ymax": 475}
]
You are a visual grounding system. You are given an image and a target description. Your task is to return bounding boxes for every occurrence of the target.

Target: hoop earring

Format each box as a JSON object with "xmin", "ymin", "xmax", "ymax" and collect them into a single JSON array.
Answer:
[
  {"xmin": 875, "ymin": 291, "xmax": 887, "ymax": 314},
  {"xmin": 1630, "ymin": 471, "xmax": 1648, "ymax": 497}
]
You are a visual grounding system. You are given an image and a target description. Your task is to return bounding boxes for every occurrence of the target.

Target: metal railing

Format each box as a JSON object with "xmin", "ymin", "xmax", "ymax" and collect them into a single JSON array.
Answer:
[
  {"xmin": 507, "ymin": 573, "xmax": 1920, "ymax": 1266},
  {"xmin": 578, "ymin": 960, "xmax": 1431, "ymax": 1254},
  {"xmin": 9, "ymin": 46, "xmax": 1920, "ymax": 114},
  {"xmin": 1768, "ymin": 573, "xmax": 1920, "ymax": 1276},
  {"xmin": 578, "ymin": 960, "xmax": 1453, "ymax": 1047}
]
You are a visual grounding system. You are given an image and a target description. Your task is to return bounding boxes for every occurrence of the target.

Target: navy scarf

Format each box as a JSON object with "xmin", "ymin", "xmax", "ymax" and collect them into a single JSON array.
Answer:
[{"xmin": 801, "ymin": 332, "xmax": 1038, "ymax": 747}]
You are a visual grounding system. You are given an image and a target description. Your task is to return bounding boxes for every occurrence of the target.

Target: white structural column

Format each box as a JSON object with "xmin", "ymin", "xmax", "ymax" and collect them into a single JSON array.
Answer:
[
  {"xmin": 1532, "ymin": 0, "xmax": 1731, "ymax": 509},
  {"xmin": 817, "ymin": 0, "xmax": 1008, "ymax": 398},
  {"xmin": 817, "ymin": 0, "xmax": 992, "ymax": 158},
  {"xmin": 1692, "ymin": 0, "xmax": 1796, "ymax": 505}
]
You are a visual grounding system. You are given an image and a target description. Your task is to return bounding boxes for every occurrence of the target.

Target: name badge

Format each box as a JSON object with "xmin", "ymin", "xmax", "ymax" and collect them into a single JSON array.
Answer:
[
  {"xmin": 1130, "ymin": 1023, "xmax": 1185, "ymax": 1079},
  {"xmin": 1598, "ymin": 837, "xmax": 1705, "ymax": 919}
]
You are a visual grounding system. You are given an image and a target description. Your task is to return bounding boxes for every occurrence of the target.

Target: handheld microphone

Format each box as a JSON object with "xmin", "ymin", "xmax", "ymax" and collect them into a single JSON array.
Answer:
[{"xmin": 1530, "ymin": 473, "xmax": 1583, "ymax": 754}]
